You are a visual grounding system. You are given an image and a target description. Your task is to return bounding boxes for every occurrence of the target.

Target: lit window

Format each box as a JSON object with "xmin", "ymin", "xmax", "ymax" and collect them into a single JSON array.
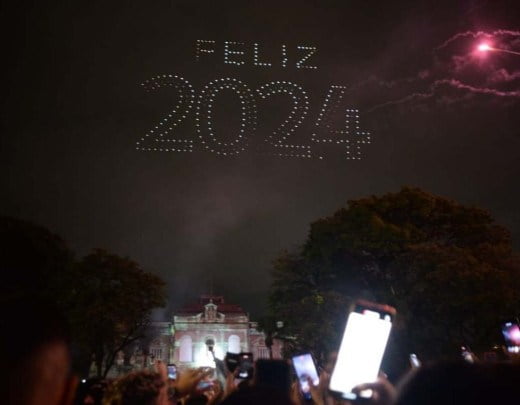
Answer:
[
  {"xmin": 228, "ymin": 335, "xmax": 240, "ymax": 353},
  {"xmin": 179, "ymin": 335, "xmax": 193, "ymax": 362}
]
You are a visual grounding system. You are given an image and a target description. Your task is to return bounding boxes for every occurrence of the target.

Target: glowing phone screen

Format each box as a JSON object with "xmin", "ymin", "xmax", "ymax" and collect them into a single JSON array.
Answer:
[
  {"xmin": 292, "ymin": 353, "xmax": 319, "ymax": 397},
  {"xmin": 329, "ymin": 311, "xmax": 392, "ymax": 399}
]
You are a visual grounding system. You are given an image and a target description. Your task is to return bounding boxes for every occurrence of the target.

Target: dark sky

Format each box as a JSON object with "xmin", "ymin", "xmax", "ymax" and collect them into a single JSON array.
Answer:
[{"xmin": 1, "ymin": 0, "xmax": 520, "ymax": 318}]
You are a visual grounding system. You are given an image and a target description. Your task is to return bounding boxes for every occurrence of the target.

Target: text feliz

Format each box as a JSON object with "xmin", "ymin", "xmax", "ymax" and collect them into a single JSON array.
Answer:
[{"xmin": 195, "ymin": 40, "xmax": 318, "ymax": 69}]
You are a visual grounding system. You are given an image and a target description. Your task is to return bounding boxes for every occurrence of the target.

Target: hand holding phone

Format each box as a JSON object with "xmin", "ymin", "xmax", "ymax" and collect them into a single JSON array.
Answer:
[
  {"xmin": 237, "ymin": 352, "xmax": 254, "ymax": 379},
  {"xmin": 197, "ymin": 380, "xmax": 213, "ymax": 390},
  {"xmin": 225, "ymin": 352, "xmax": 240, "ymax": 374},
  {"xmin": 292, "ymin": 353, "xmax": 319, "ymax": 400},
  {"xmin": 502, "ymin": 321, "xmax": 520, "ymax": 353},
  {"xmin": 167, "ymin": 364, "xmax": 177, "ymax": 380},
  {"xmin": 461, "ymin": 346, "xmax": 477, "ymax": 363},
  {"xmin": 409, "ymin": 353, "xmax": 421, "ymax": 369},
  {"xmin": 329, "ymin": 300, "xmax": 395, "ymax": 400}
]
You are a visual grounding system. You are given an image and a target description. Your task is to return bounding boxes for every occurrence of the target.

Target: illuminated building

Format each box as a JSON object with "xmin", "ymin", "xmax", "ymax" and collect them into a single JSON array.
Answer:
[
  {"xmin": 171, "ymin": 295, "xmax": 282, "ymax": 369},
  {"xmin": 97, "ymin": 295, "xmax": 282, "ymax": 377}
]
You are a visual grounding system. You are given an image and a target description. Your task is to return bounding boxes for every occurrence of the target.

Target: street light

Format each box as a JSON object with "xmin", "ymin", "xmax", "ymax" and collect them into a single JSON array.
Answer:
[
  {"xmin": 205, "ymin": 338, "xmax": 215, "ymax": 353},
  {"xmin": 204, "ymin": 337, "xmax": 227, "ymax": 379},
  {"xmin": 265, "ymin": 320, "xmax": 294, "ymax": 359}
]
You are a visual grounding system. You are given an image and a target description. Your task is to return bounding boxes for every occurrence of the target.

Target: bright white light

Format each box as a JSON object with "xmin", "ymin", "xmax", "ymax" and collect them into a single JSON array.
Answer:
[
  {"xmin": 329, "ymin": 312, "xmax": 392, "ymax": 399},
  {"xmin": 194, "ymin": 344, "xmax": 224, "ymax": 368},
  {"xmin": 293, "ymin": 354, "xmax": 319, "ymax": 394},
  {"xmin": 478, "ymin": 43, "xmax": 491, "ymax": 52}
]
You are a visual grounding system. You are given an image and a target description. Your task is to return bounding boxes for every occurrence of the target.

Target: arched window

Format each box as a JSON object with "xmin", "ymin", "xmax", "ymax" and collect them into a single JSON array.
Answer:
[
  {"xmin": 228, "ymin": 335, "xmax": 240, "ymax": 354},
  {"xmin": 179, "ymin": 335, "xmax": 192, "ymax": 362}
]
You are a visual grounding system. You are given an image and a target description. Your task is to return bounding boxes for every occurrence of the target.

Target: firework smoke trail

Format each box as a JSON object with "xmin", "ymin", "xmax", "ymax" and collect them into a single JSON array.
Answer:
[
  {"xmin": 435, "ymin": 30, "xmax": 520, "ymax": 51},
  {"xmin": 366, "ymin": 90, "xmax": 435, "ymax": 113},
  {"xmin": 350, "ymin": 29, "xmax": 520, "ymax": 95},
  {"xmin": 346, "ymin": 71, "xmax": 432, "ymax": 97},
  {"xmin": 491, "ymin": 48, "xmax": 520, "ymax": 56},
  {"xmin": 349, "ymin": 74, "xmax": 424, "ymax": 91},
  {"xmin": 361, "ymin": 30, "xmax": 520, "ymax": 114},
  {"xmin": 444, "ymin": 79, "xmax": 520, "ymax": 96},
  {"xmin": 367, "ymin": 79, "xmax": 520, "ymax": 113},
  {"xmin": 488, "ymin": 69, "xmax": 520, "ymax": 84}
]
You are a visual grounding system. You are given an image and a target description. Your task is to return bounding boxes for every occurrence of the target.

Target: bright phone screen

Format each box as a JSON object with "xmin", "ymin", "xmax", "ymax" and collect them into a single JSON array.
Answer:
[
  {"xmin": 292, "ymin": 354, "xmax": 319, "ymax": 398},
  {"xmin": 502, "ymin": 322, "xmax": 520, "ymax": 353},
  {"xmin": 238, "ymin": 353, "xmax": 253, "ymax": 379},
  {"xmin": 409, "ymin": 353, "xmax": 421, "ymax": 369},
  {"xmin": 329, "ymin": 310, "xmax": 392, "ymax": 399},
  {"xmin": 167, "ymin": 365, "xmax": 177, "ymax": 380}
]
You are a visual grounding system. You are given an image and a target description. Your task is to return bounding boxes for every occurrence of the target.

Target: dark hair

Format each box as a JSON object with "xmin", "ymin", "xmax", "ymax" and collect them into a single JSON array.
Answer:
[
  {"xmin": 220, "ymin": 360, "xmax": 294, "ymax": 405},
  {"xmin": 254, "ymin": 359, "xmax": 292, "ymax": 394},
  {"xmin": 395, "ymin": 361, "xmax": 520, "ymax": 405},
  {"xmin": 184, "ymin": 394, "xmax": 209, "ymax": 405},
  {"xmin": 75, "ymin": 378, "xmax": 109, "ymax": 405},
  {"xmin": 103, "ymin": 371, "xmax": 165, "ymax": 405}
]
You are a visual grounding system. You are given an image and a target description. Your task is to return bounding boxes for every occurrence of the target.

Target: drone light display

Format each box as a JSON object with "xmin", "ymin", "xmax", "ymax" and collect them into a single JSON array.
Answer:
[{"xmin": 136, "ymin": 40, "xmax": 371, "ymax": 160}]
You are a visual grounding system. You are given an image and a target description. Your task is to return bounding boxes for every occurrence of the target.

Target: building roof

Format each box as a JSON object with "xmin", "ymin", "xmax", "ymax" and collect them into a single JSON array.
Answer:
[{"xmin": 176, "ymin": 295, "xmax": 247, "ymax": 315}]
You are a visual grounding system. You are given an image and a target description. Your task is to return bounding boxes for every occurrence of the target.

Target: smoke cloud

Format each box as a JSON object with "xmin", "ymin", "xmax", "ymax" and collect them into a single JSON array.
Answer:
[
  {"xmin": 364, "ymin": 29, "xmax": 520, "ymax": 113},
  {"xmin": 434, "ymin": 30, "xmax": 520, "ymax": 51}
]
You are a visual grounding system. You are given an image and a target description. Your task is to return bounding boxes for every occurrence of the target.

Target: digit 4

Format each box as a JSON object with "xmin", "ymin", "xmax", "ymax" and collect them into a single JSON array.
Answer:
[{"xmin": 311, "ymin": 85, "xmax": 371, "ymax": 160}]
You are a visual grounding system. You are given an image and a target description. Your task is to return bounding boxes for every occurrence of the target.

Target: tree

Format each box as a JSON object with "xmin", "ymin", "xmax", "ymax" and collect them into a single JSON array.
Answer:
[
  {"xmin": 70, "ymin": 249, "xmax": 167, "ymax": 377},
  {"xmin": 269, "ymin": 187, "xmax": 520, "ymax": 374},
  {"xmin": 0, "ymin": 217, "xmax": 168, "ymax": 377},
  {"xmin": 0, "ymin": 216, "xmax": 75, "ymax": 302}
]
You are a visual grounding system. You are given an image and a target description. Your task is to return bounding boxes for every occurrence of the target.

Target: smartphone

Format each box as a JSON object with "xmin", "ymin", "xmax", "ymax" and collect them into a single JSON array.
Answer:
[
  {"xmin": 167, "ymin": 364, "xmax": 177, "ymax": 380},
  {"xmin": 197, "ymin": 380, "xmax": 213, "ymax": 390},
  {"xmin": 461, "ymin": 346, "xmax": 475, "ymax": 363},
  {"xmin": 502, "ymin": 321, "xmax": 520, "ymax": 353},
  {"xmin": 292, "ymin": 353, "xmax": 319, "ymax": 400},
  {"xmin": 409, "ymin": 353, "xmax": 421, "ymax": 369},
  {"xmin": 225, "ymin": 352, "xmax": 240, "ymax": 373},
  {"xmin": 237, "ymin": 352, "xmax": 254, "ymax": 379},
  {"xmin": 329, "ymin": 300, "xmax": 395, "ymax": 400}
]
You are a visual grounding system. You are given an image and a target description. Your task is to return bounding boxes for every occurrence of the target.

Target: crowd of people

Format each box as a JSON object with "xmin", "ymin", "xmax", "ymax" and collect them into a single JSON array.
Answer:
[
  {"xmin": 74, "ymin": 357, "xmax": 520, "ymax": 405},
  {"xmin": 2, "ymin": 296, "xmax": 520, "ymax": 405}
]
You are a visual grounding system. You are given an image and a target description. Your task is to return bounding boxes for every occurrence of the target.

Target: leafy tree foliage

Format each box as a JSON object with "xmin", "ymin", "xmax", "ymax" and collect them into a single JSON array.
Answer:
[
  {"xmin": 0, "ymin": 217, "xmax": 167, "ymax": 377},
  {"xmin": 269, "ymin": 187, "xmax": 520, "ymax": 373},
  {"xmin": 71, "ymin": 249, "xmax": 166, "ymax": 377},
  {"xmin": 0, "ymin": 216, "xmax": 75, "ymax": 302}
]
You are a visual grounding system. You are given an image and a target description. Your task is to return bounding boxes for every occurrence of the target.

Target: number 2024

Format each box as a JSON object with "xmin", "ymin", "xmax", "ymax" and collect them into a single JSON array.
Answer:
[{"xmin": 136, "ymin": 74, "xmax": 371, "ymax": 160}]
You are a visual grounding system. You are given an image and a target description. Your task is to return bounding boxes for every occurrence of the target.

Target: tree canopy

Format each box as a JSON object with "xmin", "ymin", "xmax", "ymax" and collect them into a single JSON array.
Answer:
[
  {"xmin": 0, "ymin": 217, "xmax": 167, "ymax": 377},
  {"xmin": 269, "ymin": 187, "xmax": 520, "ymax": 373},
  {"xmin": 73, "ymin": 249, "xmax": 167, "ymax": 377},
  {"xmin": 0, "ymin": 216, "xmax": 75, "ymax": 302}
]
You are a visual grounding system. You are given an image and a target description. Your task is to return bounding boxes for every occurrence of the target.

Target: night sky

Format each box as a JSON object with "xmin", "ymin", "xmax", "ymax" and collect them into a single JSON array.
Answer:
[{"xmin": 1, "ymin": 0, "xmax": 519, "ymax": 318}]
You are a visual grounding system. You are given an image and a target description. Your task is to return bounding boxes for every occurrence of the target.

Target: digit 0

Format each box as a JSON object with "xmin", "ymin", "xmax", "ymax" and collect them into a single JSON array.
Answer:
[{"xmin": 196, "ymin": 78, "xmax": 257, "ymax": 156}]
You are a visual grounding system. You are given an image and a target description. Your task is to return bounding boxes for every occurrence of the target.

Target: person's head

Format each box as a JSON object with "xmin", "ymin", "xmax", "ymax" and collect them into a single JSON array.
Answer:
[
  {"xmin": 0, "ymin": 297, "xmax": 77, "ymax": 405},
  {"xmin": 183, "ymin": 394, "xmax": 208, "ymax": 405},
  {"xmin": 253, "ymin": 359, "xmax": 292, "ymax": 394},
  {"xmin": 75, "ymin": 378, "xmax": 109, "ymax": 405},
  {"xmin": 103, "ymin": 371, "xmax": 165, "ymax": 405},
  {"xmin": 395, "ymin": 361, "xmax": 520, "ymax": 405}
]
